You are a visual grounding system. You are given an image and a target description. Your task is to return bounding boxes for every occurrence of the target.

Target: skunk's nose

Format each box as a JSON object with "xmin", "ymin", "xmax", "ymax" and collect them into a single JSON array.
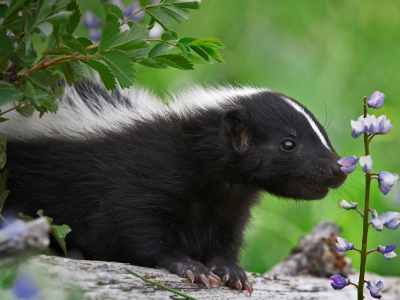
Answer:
[{"xmin": 328, "ymin": 163, "xmax": 347, "ymax": 188}]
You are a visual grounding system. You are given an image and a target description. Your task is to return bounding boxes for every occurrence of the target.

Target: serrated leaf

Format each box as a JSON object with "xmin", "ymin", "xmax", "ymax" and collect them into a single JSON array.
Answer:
[
  {"xmin": 4, "ymin": 0, "xmax": 29, "ymax": 19},
  {"xmin": 153, "ymin": 54, "xmax": 193, "ymax": 70},
  {"xmin": 37, "ymin": 22, "xmax": 54, "ymax": 41},
  {"xmin": 176, "ymin": 42, "xmax": 187, "ymax": 58},
  {"xmin": 71, "ymin": 60, "xmax": 83, "ymax": 79},
  {"xmin": 201, "ymin": 46, "xmax": 224, "ymax": 63},
  {"xmin": 82, "ymin": 60, "xmax": 117, "ymax": 91},
  {"xmin": 178, "ymin": 36, "xmax": 198, "ymax": 45},
  {"xmin": 61, "ymin": 61, "xmax": 75, "ymax": 86},
  {"xmin": 111, "ymin": 23, "xmax": 149, "ymax": 51},
  {"xmin": 16, "ymin": 103, "xmax": 35, "ymax": 117},
  {"xmin": 148, "ymin": 17, "xmax": 155, "ymax": 30},
  {"xmin": 35, "ymin": 90, "xmax": 58, "ymax": 113},
  {"xmin": 66, "ymin": 0, "xmax": 81, "ymax": 34},
  {"xmin": 146, "ymin": 7, "xmax": 171, "ymax": 31},
  {"xmin": 36, "ymin": 0, "xmax": 57, "ymax": 24},
  {"xmin": 45, "ymin": 11, "xmax": 73, "ymax": 25},
  {"xmin": 101, "ymin": 51, "xmax": 136, "ymax": 88},
  {"xmin": 0, "ymin": 81, "xmax": 23, "ymax": 106},
  {"xmin": 43, "ymin": 47, "xmax": 73, "ymax": 56},
  {"xmin": 15, "ymin": 44, "xmax": 37, "ymax": 63},
  {"xmin": 18, "ymin": 212, "xmax": 33, "ymax": 221},
  {"xmin": 54, "ymin": 0, "xmax": 71, "ymax": 11},
  {"xmin": 62, "ymin": 34, "xmax": 87, "ymax": 56},
  {"xmin": 125, "ymin": 43, "xmax": 151, "ymax": 60},
  {"xmin": 0, "ymin": 31, "xmax": 15, "ymax": 66},
  {"xmin": 189, "ymin": 45, "xmax": 209, "ymax": 61},
  {"xmin": 51, "ymin": 224, "xmax": 71, "ymax": 255},
  {"xmin": 171, "ymin": 0, "xmax": 200, "ymax": 9},
  {"xmin": 76, "ymin": 37, "xmax": 93, "ymax": 47},
  {"xmin": 54, "ymin": 87, "xmax": 64, "ymax": 98},
  {"xmin": 138, "ymin": 58, "xmax": 167, "ymax": 69},
  {"xmin": 148, "ymin": 43, "xmax": 175, "ymax": 58},
  {"xmin": 0, "ymin": 135, "xmax": 6, "ymax": 150},
  {"xmin": 189, "ymin": 37, "xmax": 224, "ymax": 48},
  {"xmin": 2, "ymin": 15, "xmax": 24, "ymax": 30},
  {"xmin": 140, "ymin": 0, "xmax": 148, "ymax": 6},
  {"xmin": 161, "ymin": 6, "xmax": 189, "ymax": 24},
  {"xmin": 105, "ymin": 3, "xmax": 124, "ymax": 21},
  {"xmin": 161, "ymin": 33, "xmax": 171, "ymax": 41},
  {"xmin": 99, "ymin": 13, "xmax": 120, "ymax": 53},
  {"xmin": 24, "ymin": 7, "xmax": 34, "ymax": 35},
  {"xmin": 20, "ymin": 81, "xmax": 37, "ymax": 106},
  {"xmin": 31, "ymin": 70, "xmax": 49, "ymax": 89}
]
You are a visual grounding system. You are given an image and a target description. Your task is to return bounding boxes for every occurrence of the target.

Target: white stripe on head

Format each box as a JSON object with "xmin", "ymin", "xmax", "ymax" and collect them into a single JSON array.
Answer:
[{"xmin": 282, "ymin": 96, "xmax": 331, "ymax": 151}]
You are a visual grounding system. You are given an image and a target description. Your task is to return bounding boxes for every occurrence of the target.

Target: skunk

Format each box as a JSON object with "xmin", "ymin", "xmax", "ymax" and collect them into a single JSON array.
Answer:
[{"xmin": 3, "ymin": 80, "xmax": 346, "ymax": 294}]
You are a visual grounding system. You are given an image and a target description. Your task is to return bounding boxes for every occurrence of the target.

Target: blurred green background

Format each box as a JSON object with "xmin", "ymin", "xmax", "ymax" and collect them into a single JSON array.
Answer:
[{"xmin": 75, "ymin": 0, "xmax": 400, "ymax": 276}]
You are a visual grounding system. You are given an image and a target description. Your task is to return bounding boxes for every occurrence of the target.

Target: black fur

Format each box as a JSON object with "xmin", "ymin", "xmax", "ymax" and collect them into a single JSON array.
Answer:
[{"xmin": 4, "ymin": 81, "xmax": 346, "ymax": 291}]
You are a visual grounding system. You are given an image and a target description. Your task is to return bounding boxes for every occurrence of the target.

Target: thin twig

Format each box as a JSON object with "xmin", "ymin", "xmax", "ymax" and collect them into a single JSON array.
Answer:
[{"xmin": 0, "ymin": 100, "xmax": 28, "ymax": 117}]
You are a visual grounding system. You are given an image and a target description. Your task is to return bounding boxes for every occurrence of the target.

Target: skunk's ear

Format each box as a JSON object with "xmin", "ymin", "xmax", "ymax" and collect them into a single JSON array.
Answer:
[{"xmin": 224, "ymin": 110, "xmax": 251, "ymax": 152}]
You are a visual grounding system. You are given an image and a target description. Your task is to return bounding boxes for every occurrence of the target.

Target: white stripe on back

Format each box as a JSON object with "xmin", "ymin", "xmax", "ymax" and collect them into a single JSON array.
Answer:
[{"xmin": 282, "ymin": 96, "xmax": 331, "ymax": 151}]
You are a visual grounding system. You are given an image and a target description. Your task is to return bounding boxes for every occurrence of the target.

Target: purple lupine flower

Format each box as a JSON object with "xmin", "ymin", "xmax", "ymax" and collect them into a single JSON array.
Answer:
[
  {"xmin": 382, "ymin": 211, "xmax": 400, "ymax": 230},
  {"xmin": 88, "ymin": 28, "xmax": 101, "ymax": 43},
  {"xmin": 334, "ymin": 237, "xmax": 354, "ymax": 252},
  {"xmin": 339, "ymin": 200, "xmax": 358, "ymax": 210},
  {"xmin": 13, "ymin": 274, "xmax": 40, "ymax": 300},
  {"xmin": 330, "ymin": 275, "xmax": 349, "ymax": 290},
  {"xmin": 351, "ymin": 117, "xmax": 368, "ymax": 138},
  {"xmin": 378, "ymin": 244, "xmax": 397, "ymax": 260},
  {"xmin": 366, "ymin": 281, "xmax": 383, "ymax": 299},
  {"xmin": 377, "ymin": 115, "xmax": 392, "ymax": 134},
  {"xmin": 367, "ymin": 91, "xmax": 385, "ymax": 109},
  {"xmin": 337, "ymin": 156, "xmax": 358, "ymax": 175},
  {"xmin": 370, "ymin": 209, "xmax": 386, "ymax": 232},
  {"xmin": 82, "ymin": 11, "xmax": 102, "ymax": 28},
  {"xmin": 367, "ymin": 115, "xmax": 380, "ymax": 135},
  {"xmin": 378, "ymin": 171, "xmax": 399, "ymax": 195},
  {"xmin": 359, "ymin": 155, "xmax": 373, "ymax": 173}
]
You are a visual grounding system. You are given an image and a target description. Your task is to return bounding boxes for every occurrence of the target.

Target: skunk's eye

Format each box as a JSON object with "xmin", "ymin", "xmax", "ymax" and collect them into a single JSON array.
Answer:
[{"xmin": 281, "ymin": 140, "xmax": 296, "ymax": 151}]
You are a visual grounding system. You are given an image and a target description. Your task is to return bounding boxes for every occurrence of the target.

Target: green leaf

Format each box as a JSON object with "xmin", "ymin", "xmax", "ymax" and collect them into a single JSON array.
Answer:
[
  {"xmin": 76, "ymin": 37, "xmax": 93, "ymax": 48},
  {"xmin": 0, "ymin": 31, "xmax": 15, "ymax": 64},
  {"xmin": 36, "ymin": 90, "xmax": 58, "ymax": 113},
  {"xmin": 54, "ymin": 87, "xmax": 64, "ymax": 98},
  {"xmin": 0, "ymin": 118, "xmax": 9, "ymax": 123},
  {"xmin": 0, "ymin": 4, "xmax": 8, "ymax": 18},
  {"xmin": 111, "ymin": 23, "xmax": 149, "ymax": 51},
  {"xmin": 161, "ymin": 33, "xmax": 171, "ymax": 41},
  {"xmin": 171, "ymin": 0, "xmax": 200, "ymax": 10},
  {"xmin": 51, "ymin": 224, "xmax": 71, "ymax": 255},
  {"xmin": 0, "ymin": 81, "xmax": 23, "ymax": 106},
  {"xmin": 2, "ymin": 15, "xmax": 24, "ymax": 30},
  {"xmin": 125, "ymin": 43, "xmax": 151, "ymax": 60},
  {"xmin": 153, "ymin": 54, "xmax": 193, "ymax": 70},
  {"xmin": 71, "ymin": 60, "xmax": 83, "ymax": 79},
  {"xmin": 98, "ymin": 13, "xmax": 120, "ymax": 53},
  {"xmin": 66, "ymin": 0, "xmax": 81, "ymax": 34},
  {"xmin": 148, "ymin": 43, "xmax": 175, "ymax": 58},
  {"xmin": 101, "ymin": 51, "xmax": 136, "ymax": 89},
  {"xmin": 105, "ymin": 3, "xmax": 124, "ymax": 21},
  {"xmin": 140, "ymin": 0, "xmax": 148, "ymax": 7},
  {"xmin": 0, "ymin": 135, "xmax": 6, "ymax": 150},
  {"xmin": 145, "ymin": 7, "xmax": 171, "ymax": 31},
  {"xmin": 0, "ymin": 151, "xmax": 6, "ymax": 169},
  {"xmin": 189, "ymin": 45, "xmax": 209, "ymax": 61},
  {"xmin": 43, "ymin": 47, "xmax": 73, "ymax": 56},
  {"xmin": 178, "ymin": 36, "xmax": 198, "ymax": 45},
  {"xmin": 176, "ymin": 42, "xmax": 187, "ymax": 58},
  {"xmin": 31, "ymin": 70, "xmax": 48, "ymax": 89},
  {"xmin": 4, "ymin": 0, "xmax": 29, "ymax": 20},
  {"xmin": 37, "ymin": 22, "xmax": 54, "ymax": 41},
  {"xmin": 16, "ymin": 103, "xmax": 35, "ymax": 117},
  {"xmin": 62, "ymin": 61, "xmax": 75, "ymax": 86},
  {"xmin": 20, "ymin": 81, "xmax": 37, "ymax": 105},
  {"xmin": 18, "ymin": 212, "xmax": 33, "ymax": 221},
  {"xmin": 45, "ymin": 11, "xmax": 73, "ymax": 25},
  {"xmin": 15, "ymin": 44, "xmax": 37, "ymax": 63},
  {"xmin": 24, "ymin": 7, "xmax": 34, "ymax": 35},
  {"xmin": 161, "ymin": 6, "xmax": 189, "ymax": 24},
  {"xmin": 148, "ymin": 17, "xmax": 156, "ymax": 30},
  {"xmin": 189, "ymin": 37, "xmax": 225, "ymax": 48},
  {"xmin": 201, "ymin": 46, "xmax": 224, "ymax": 63},
  {"xmin": 62, "ymin": 34, "xmax": 87, "ymax": 56},
  {"xmin": 138, "ymin": 58, "xmax": 167, "ymax": 69},
  {"xmin": 35, "ymin": 0, "xmax": 57, "ymax": 24},
  {"xmin": 81, "ymin": 60, "xmax": 117, "ymax": 91},
  {"xmin": 54, "ymin": 0, "xmax": 72, "ymax": 11}
]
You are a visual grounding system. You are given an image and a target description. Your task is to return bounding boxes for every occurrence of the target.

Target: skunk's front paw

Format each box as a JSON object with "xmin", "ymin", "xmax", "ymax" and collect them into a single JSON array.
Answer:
[
  {"xmin": 207, "ymin": 260, "xmax": 253, "ymax": 295},
  {"xmin": 172, "ymin": 260, "xmax": 222, "ymax": 288}
]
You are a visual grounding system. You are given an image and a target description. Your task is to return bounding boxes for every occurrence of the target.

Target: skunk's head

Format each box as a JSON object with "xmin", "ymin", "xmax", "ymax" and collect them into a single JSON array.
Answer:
[{"xmin": 223, "ymin": 91, "xmax": 346, "ymax": 200}]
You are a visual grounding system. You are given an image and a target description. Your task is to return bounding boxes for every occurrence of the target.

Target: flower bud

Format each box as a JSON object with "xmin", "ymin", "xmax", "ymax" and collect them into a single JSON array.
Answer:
[
  {"xmin": 359, "ymin": 155, "xmax": 373, "ymax": 173},
  {"xmin": 330, "ymin": 275, "xmax": 349, "ymax": 290},
  {"xmin": 378, "ymin": 244, "xmax": 397, "ymax": 260},
  {"xmin": 366, "ymin": 280, "xmax": 383, "ymax": 299},
  {"xmin": 378, "ymin": 171, "xmax": 399, "ymax": 195},
  {"xmin": 337, "ymin": 156, "xmax": 358, "ymax": 175},
  {"xmin": 367, "ymin": 91, "xmax": 385, "ymax": 109},
  {"xmin": 334, "ymin": 237, "xmax": 354, "ymax": 252},
  {"xmin": 377, "ymin": 115, "xmax": 392, "ymax": 135},
  {"xmin": 339, "ymin": 200, "xmax": 358, "ymax": 210}
]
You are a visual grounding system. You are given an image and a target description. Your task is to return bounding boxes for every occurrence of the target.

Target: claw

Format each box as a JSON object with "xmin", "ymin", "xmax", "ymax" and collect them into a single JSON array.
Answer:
[
  {"xmin": 209, "ymin": 273, "xmax": 222, "ymax": 287},
  {"xmin": 200, "ymin": 274, "xmax": 210, "ymax": 288},
  {"xmin": 222, "ymin": 274, "xmax": 229, "ymax": 284},
  {"xmin": 244, "ymin": 280, "xmax": 253, "ymax": 296},
  {"xmin": 186, "ymin": 270, "xmax": 195, "ymax": 284},
  {"xmin": 236, "ymin": 280, "xmax": 242, "ymax": 294},
  {"xmin": 210, "ymin": 272, "xmax": 222, "ymax": 284}
]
